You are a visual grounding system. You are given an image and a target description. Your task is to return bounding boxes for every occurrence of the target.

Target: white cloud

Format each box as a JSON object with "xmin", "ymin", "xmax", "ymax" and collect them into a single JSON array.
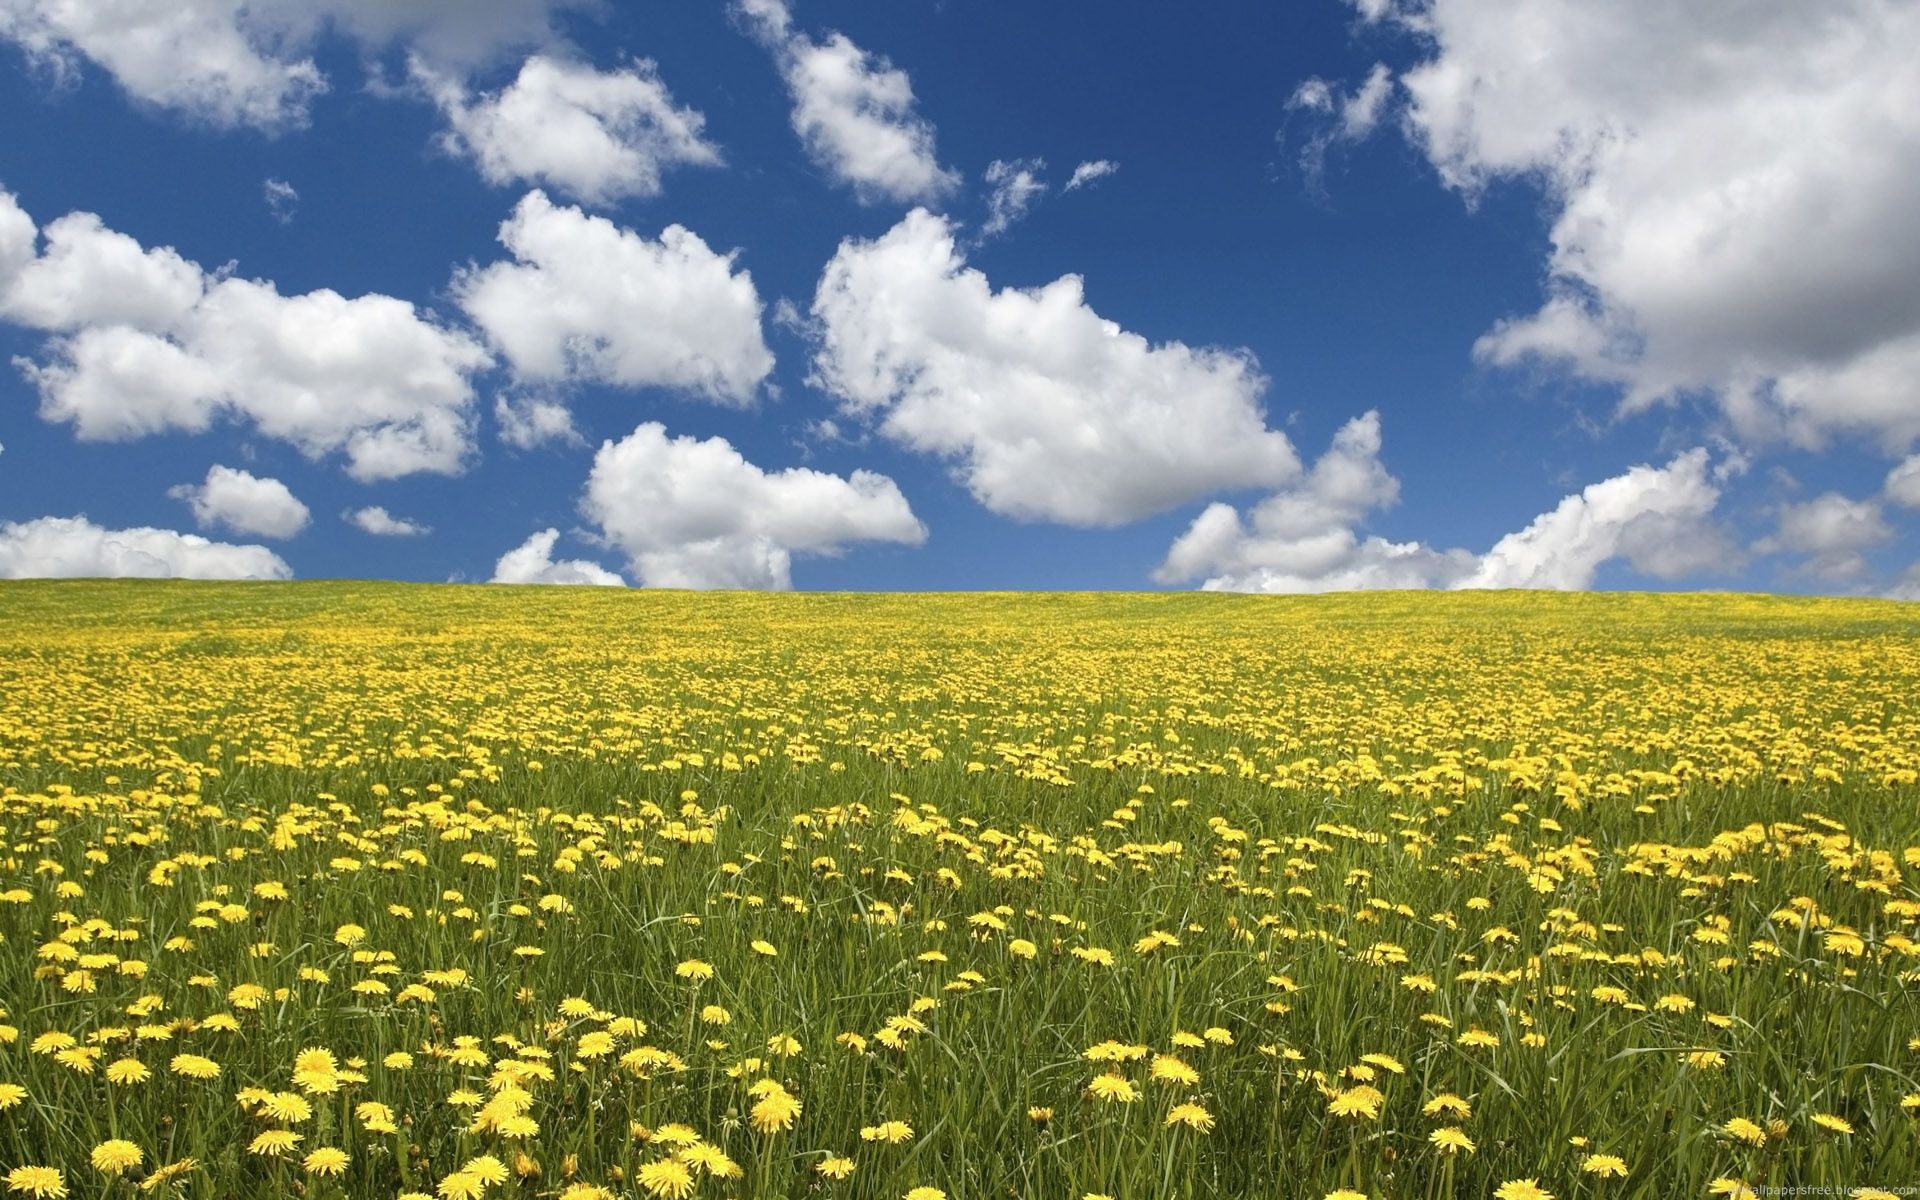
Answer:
[
  {"xmin": 1157, "ymin": 411, "xmax": 1475, "ymax": 592},
  {"xmin": 981, "ymin": 158, "xmax": 1046, "ymax": 237},
  {"xmin": 737, "ymin": 0, "xmax": 957, "ymax": 204},
  {"xmin": 1356, "ymin": 0, "xmax": 1920, "ymax": 452},
  {"xmin": 0, "ymin": 0, "xmax": 590, "ymax": 131},
  {"xmin": 1888, "ymin": 564, "xmax": 1920, "ymax": 602},
  {"xmin": 347, "ymin": 506, "xmax": 429, "ymax": 537},
  {"xmin": 490, "ymin": 528, "xmax": 624, "ymax": 585},
  {"xmin": 810, "ymin": 208, "xmax": 1300, "ymax": 526},
  {"xmin": 168, "ymin": 464, "xmax": 310, "ymax": 539},
  {"xmin": 420, "ymin": 54, "xmax": 720, "ymax": 205},
  {"xmin": 1464, "ymin": 449, "xmax": 1735, "ymax": 588},
  {"xmin": 494, "ymin": 393, "xmax": 582, "ymax": 449},
  {"xmin": 1885, "ymin": 455, "xmax": 1920, "ymax": 509},
  {"xmin": 0, "ymin": 514, "xmax": 291, "ymax": 579},
  {"xmin": 1, "ymin": 187, "xmax": 491, "ymax": 480},
  {"xmin": 454, "ymin": 190, "xmax": 773, "ymax": 404},
  {"xmin": 581, "ymin": 421, "xmax": 925, "ymax": 589},
  {"xmin": 263, "ymin": 178, "xmax": 298, "ymax": 224},
  {"xmin": 1063, "ymin": 160, "xmax": 1118, "ymax": 192},
  {"xmin": 1160, "ymin": 415, "xmax": 1736, "ymax": 592},
  {"xmin": 1754, "ymin": 493, "xmax": 1893, "ymax": 581},
  {"xmin": 1286, "ymin": 63, "xmax": 1393, "ymax": 184}
]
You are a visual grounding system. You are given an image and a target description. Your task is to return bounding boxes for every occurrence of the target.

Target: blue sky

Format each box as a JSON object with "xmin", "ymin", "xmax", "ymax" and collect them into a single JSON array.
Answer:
[{"xmin": 1, "ymin": 0, "xmax": 1916, "ymax": 593}]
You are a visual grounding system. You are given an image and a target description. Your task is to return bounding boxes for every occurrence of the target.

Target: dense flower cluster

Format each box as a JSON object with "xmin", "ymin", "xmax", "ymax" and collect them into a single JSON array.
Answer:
[{"xmin": 0, "ymin": 583, "xmax": 1914, "ymax": 1197}]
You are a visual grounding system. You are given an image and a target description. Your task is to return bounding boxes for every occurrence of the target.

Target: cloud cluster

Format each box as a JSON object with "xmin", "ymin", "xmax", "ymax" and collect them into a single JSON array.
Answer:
[
  {"xmin": 810, "ymin": 209, "xmax": 1300, "ymax": 526},
  {"xmin": 0, "ymin": 187, "xmax": 491, "ymax": 480},
  {"xmin": 420, "ymin": 54, "xmax": 721, "ymax": 205},
  {"xmin": 490, "ymin": 528, "xmax": 623, "ymax": 585},
  {"xmin": 0, "ymin": 0, "xmax": 591, "ymax": 131},
  {"xmin": 1755, "ymin": 493, "xmax": 1893, "ymax": 582},
  {"xmin": 1159, "ymin": 413, "xmax": 1737, "ymax": 593},
  {"xmin": 347, "ymin": 506, "xmax": 430, "ymax": 537},
  {"xmin": 0, "ymin": 515, "xmax": 291, "ymax": 579},
  {"xmin": 1350, "ymin": 0, "xmax": 1920, "ymax": 452},
  {"xmin": 169, "ymin": 465, "xmax": 311, "ymax": 539},
  {"xmin": 737, "ymin": 0, "xmax": 957, "ymax": 204},
  {"xmin": 455, "ymin": 190, "xmax": 773, "ymax": 405},
  {"xmin": 581, "ymin": 421, "xmax": 925, "ymax": 589}
]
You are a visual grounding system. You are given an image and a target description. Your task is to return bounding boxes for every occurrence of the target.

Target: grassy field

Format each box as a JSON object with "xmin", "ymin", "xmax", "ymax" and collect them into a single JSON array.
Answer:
[{"xmin": 0, "ymin": 582, "xmax": 1916, "ymax": 1200}]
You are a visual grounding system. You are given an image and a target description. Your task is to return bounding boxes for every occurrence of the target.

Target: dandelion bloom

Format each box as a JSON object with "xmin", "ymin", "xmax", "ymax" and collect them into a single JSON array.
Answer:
[
  {"xmin": 904, "ymin": 1189, "xmax": 947, "ymax": 1200},
  {"xmin": 636, "ymin": 1159, "xmax": 695, "ymax": 1200},
  {"xmin": 436, "ymin": 1173, "xmax": 484, "ymax": 1200},
  {"xmin": 1086, "ymin": 1073, "xmax": 1138, "ymax": 1103},
  {"xmin": 1812, "ymin": 1113, "xmax": 1853, "ymax": 1135},
  {"xmin": 750, "ymin": 1088, "xmax": 802, "ymax": 1132},
  {"xmin": 247, "ymin": 1130, "xmax": 301, "ymax": 1158},
  {"xmin": 1580, "ymin": 1154, "xmax": 1628, "ymax": 1178},
  {"xmin": 168, "ymin": 1054, "xmax": 220, "ymax": 1080},
  {"xmin": 1494, "ymin": 1182, "xmax": 1555, "ymax": 1200},
  {"xmin": 1429, "ymin": 1127, "xmax": 1476, "ymax": 1155},
  {"xmin": 1165, "ymin": 1102, "xmax": 1215, "ymax": 1132},
  {"xmin": 90, "ymin": 1141, "xmax": 142, "ymax": 1176},
  {"xmin": 303, "ymin": 1148, "xmax": 349, "ymax": 1177},
  {"xmin": 816, "ymin": 1157, "xmax": 856, "ymax": 1180},
  {"xmin": 861, "ymin": 1120, "xmax": 914, "ymax": 1144},
  {"xmin": 4, "ymin": 1167, "xmax": 65, "ymax": 1199},
  {"xmin": 1327, "ymin": 1086, "xmax": 1383, "ymax": 1120},
  {"xmin": 1723, "ymin": 1117, "xmax": 1767, "ymax": 1146}
]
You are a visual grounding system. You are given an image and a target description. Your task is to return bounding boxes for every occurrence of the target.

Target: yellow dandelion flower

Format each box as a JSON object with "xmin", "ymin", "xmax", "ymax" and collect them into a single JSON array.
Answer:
[
  {"xmin": 4, "ymin": 1167, "xmax": 65, "ymax": 1199},
  {"xmin": 90, "ymin": 1141, "xmax": 143, "ymax": 1177},
  {"xmin": 636, "ymin": 1158, "xmax": 695, "ymax": 1200},
  {"xmin": 1165, "ymin": 1102, "xmax": 1215, "ymax": 1132},
  {"xmin": 303, "ymin": 1148, "xmax": 348, "ymax": 1177},
  {"xmin": 1580, "ymin": 1154, "xmax": 1628, "ymax": 1178},
  {"xmin": 816, "ymin": 1157, "xmax": 856, "ymax": 1180}
]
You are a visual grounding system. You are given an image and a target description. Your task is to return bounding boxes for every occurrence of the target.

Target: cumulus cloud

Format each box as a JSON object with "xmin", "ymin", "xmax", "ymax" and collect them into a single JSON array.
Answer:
[
  {"xmin": 1885, "ymin": 455, "xmax": 1920, "ymax": 509},
  {"xmin": 981, "ymin": 158, "xmax": 1046, "ymax": 237},
  {"xmin": 346, "ymin": 506, "xmax": 429, "ymax": 537},
  {"xmin": 581, "ymin": 421, "xmax": 925, "ymax": 589},
  {"xmin": 1755, "ymin": 493, "xmax": 1893, "ymax": 581},
  {"xmin": 1159, "ymin": 414, "xmax": 1737, "ymax": 592},
  {"xmin": 493, "ymin": 393, "xmax": 582, "ymax": 449},
  {"xmin": 490, "ymin": 527, "xmax": 624, "ymax": 585},
  {"xmin": 0, "ymin": 186, "xmax": 491, "ymax": 480},
  {"xmin": 737, "ymin": 0, "xmax": 957, "ymax": 204},
  {"xmin": 454, "ymin": 190, "xmax": 773, "ymax": 404},
  {"xmin": 420, "ymin": 54, "xmax": 721, "ymax": 205},
  {"xmin": 1888, "ymin": 564, "xmax": 1920, "ymax": 602},
  {"xmin": 1463, "ymin": 450, "xmax": 1737, "ymax": 588},
  {"xmin": 0, "ymin": 0, "xmax": 592, "ymax": 131},
  {"xmin": 1063, "ymin": 160, "xmax": 1118, "ymax": 192},
  {"xmin": 1157, "ymin": 412, "xmax": 1474, "ymax": 592},
  {"xmin": 168, "ymin": 465, "xmax": 311, "ymax": 539},
  {"xmin": 1350, "ymin": 0, "xmax": 1920, "ymax": 452},
  {"xmin": 0, "ymin": 514, "xmax": 291, "ymax": 579},
  {"xmin": 810, "ymin": 208, "xmax": 1300, "ymax": 526}
]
